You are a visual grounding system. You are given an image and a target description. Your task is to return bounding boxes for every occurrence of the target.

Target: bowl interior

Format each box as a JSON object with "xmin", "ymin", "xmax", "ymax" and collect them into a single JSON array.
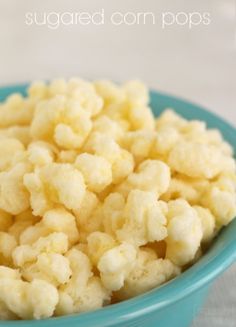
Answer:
[{"xmin": 0, "ymin": 85, "xmax": 235, "ymax": 326}]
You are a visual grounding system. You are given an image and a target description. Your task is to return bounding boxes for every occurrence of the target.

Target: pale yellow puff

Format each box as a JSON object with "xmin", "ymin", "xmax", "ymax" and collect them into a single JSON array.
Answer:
[
  {"xmin": 158, "ymin": 200, "xmax": 169, "ymax": 216},
  {"xmin": 203, "ymin": 175, "xmax": 236, "ymax": 227},
  {"xmin": 47, "ymin": 78, "xmax": 104, "ymax": 117},
  {"xmin": 0, "ymin": 277, "xmax": 58, "ymax": 319},
  {"xmin": 57, "ymin": 150, "xmax": 78, "ymax": 163},
  {"xmin": 0, "ymin": 232, "xmax": 17, "ymax": 259},
  {"xmin": 72, "ymin": 276, "xmax": 111, "ymax": 313},
  {"xmin": 28, "ymin": 81, "xmax": 48, "ymax": 100},
  {"xmin": 56, "ymin": 277, "xmax": 110, "ymax": 316},
  {"xmin": 30, "ymin": 96, "xmax": 92, "ymax": 149},
  {"xmin": 124, "ymin": 130, "xmax": 155, "ymax": 163},
  {"xmin": 10, "ymin": 150, "xmax": 31, "ymax": 167},
  {"xmin": 213, "ymin": 172, "xmax": 236, "ymax": 193},
  {"xmin": 102, "ymin": 102, "xmax": 130, "ymax": 128},
  {"xmin": 0, "ymin": 94, "xmax": 35, "ymax": 127},
  {"xmin": 0, "ymin": 278, "xmax": 30, "ymax": 318},
  {"xmin": 180, "ymin": 120, "xmax": 206, "ymax": 137},
  {"xmin": 161, "ymin": 177, "xmax": 201, "ymax": 205},
  {"xmin": 24, "ymin": 163, "xmax": 86, "ymax": 215},
  {"xmin": 182, "ymin": 124, "xmax": 233, "ymax": 156},
  {"xmin": 138, "ymin": 247, "xmax": 158, "ymax": 261},
  {"xmin": 0, "ymin": 138, "xmax": 25, "ymax": 171},
  {"xmin": 27, "ymin": 231, "xmax": 68, "ymax": 257},
  {"xmin": 113, "ymin": 180, "xmax": 133, "ymax": 199},
  {"xmin": 62, "ymin": 249, "xmax": 92, "ymax": 300},
  {"xmin": 73, "ymin": 191, "xmax": 99, "ymax": 227},
  {"xmin": 22, "ymin": 253, "xmax": 72, "ymax": 286},
  {"xmin": 26, "ymin": 279, "xmax": 59, "ymax": 319},
  {"xmin": 93, "ymin": 116, "xmax": 124, "ymax": 142},
  {"xmin": 19, "ymin": 223, "xmax": 50, "ymax": 245},
  {"xmin": 84, "ymin": 132, "xmax": 134, "ymax": 184},
  {"xmin": 67, "ymin": 78, "xmax": 104, "ymax": 117},
  {"xmin": 202, "ymin": 186, "xmax": 236, "ymax": 227},
  {"xmin": 13, "ymin": 232, "xmax": 68, "ymax": 267},
  {"xmin": 166, "ymin": 199, "xmax": 203, "ymax": 266},
  {"xmin": 123, "ymin": 80, "xmax": 149, "ymax": 107},
  {"xmin": 48, "ymin": 79, "xmax": 68, "ymax": 97},
  {"xmin": 30, "ymin": 96, "xmax": 61, "ymax": 141},
  {"xmin": 0, "ymin": 278, "xmax": 56, "ymax": 319},
  {"xmin": 116, "ymin": 249, "xmax": 180, "ymax": 300},
  {"xmin": 28, "ymin": 141, "xmax": 56, "ymax": 166},
  {"xmin": 116, "ymin": 190, "xmax": 167, "ymax": 247},
  {"xmin": 54, "ymin": 121, "xmax": 90, "ymax": 150},
  {"xmin": 75, "ymin": 153, "xmax": 112, "ymax": 193},
  {"xmin": 20, "ymin": 207, "xmax": 79, "ymax": 245},
  {"xmin": 74, "ymin": 243, "xmax": 89, "ymax": 255},
  {"xmin": 84, "ymin": 132, "xmax": 121, "ymax": 163},
  {"xmin": 55, "ymin": 291, "xmax": 74, "ymax": 316},
  {"xmin": 87, "ymin": 232, "xmax": 116, "ymax": 265},
  {"xmin": 9, "ymin": 209, "xmax": 38, "ymax": 236},
  {"xmin": 23, "ymin": 172, "xmax": 55, "ymax": 216},
  {"xmin": 42, "ymin": 208, "xmax": 79, "ymax": 245},
  {"xmin": 98, "ymin": 242, "xmax": 136, "ymax": 291},
  {"xmin": 0, "ymin": 162, "xmax": 31, "ymax": 215},
  {"xmin": 0, "ymin": 268, "xmax": 21, "ymax": 319},
  {"xmin": 94, "ymin": 80, "xmax": 126, "ymax": 106},
  {"xmin": 168, "ymin": 141, "xmax": 235, "ymax": 179},
  {"xmin": 128, "ymin": 106, "xmax": 155, "ymax": 131},
  {"xmin": 111, "ymin": 149, "xmax": 134, "ymax": 184},
  {"xmin": 204, "ymin": 130, "xmax": 233, "ymax": 156},
  {"xmin": 78, "ymin": 205, "xmax": 104, "ymax": 241},
  {"xmin": 193, "ymin": 206, "xmax": 216, "ymax": 243},
  {"xmin": 155, "ymin": 109, "xmax": 187, "ymax": 130},
  {"xmin": 0, "ymin": 126, "xmax": 31, "ymax": 146},
  {"xmin": 122, "ymin": 159, "xmax": 171, "ymax": 198},
  {"xmin": 102, "ymin": 192, "xmax": 126, "ymax": 237},
  {"xmin": 176, "ymin": 175, "xmax": 210, "ymax": 197},
  {"xmin": 0, "ymin": 266, "xmax": 21, "ymax": 279},
  {"xmin": 0, "ymin": 300, "xmax": 19, "ymax": 320},
  {"xmin": 180, "ymin": 122, "xmax": 232, "ymax": 156},
  {"xmin": 97, "ymin": 183, "xmax": 116, "ymax": 202},
  {"xmin": 152, "ymin": 126, "xmax": 180, "ymax": 157}
]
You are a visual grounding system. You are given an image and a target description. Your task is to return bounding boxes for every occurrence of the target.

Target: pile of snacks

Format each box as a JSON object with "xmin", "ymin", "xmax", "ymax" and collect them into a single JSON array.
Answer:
[{"xmin": 0, "ymin": 78, "xmax": 235, "ymax": 320}]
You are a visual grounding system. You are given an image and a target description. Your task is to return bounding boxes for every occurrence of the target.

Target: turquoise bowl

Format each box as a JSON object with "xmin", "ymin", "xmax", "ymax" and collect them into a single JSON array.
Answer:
[{"xmin": 0, "ymin": 84, "xmax": 235, "ymax": 327}]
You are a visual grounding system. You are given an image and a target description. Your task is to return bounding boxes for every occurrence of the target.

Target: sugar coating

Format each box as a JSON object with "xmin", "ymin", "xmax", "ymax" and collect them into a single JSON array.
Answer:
[
  {"xmin": 0, "ymin": 78, "xmax": 235, "ymax": 320},
  {"xmin": 75, "ymin": 153, "xmax": 112, "ymax": 193}
]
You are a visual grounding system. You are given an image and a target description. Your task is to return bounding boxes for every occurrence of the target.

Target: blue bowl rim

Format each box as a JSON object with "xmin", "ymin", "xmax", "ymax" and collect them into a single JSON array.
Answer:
[{"xmin": 0, "ymin": 84, "xmax": 235, "ymax": 326}]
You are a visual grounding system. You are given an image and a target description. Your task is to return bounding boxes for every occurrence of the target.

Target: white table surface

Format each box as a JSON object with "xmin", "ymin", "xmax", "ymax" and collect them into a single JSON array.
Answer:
[{"xmin": 0, "ymin": 1, "xmax": 235, "ymax": 326}]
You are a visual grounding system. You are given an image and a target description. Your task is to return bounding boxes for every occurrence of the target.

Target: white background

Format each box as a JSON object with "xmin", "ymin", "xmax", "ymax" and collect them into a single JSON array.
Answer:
[{"xmin": 0, "ymin": 1, "xmax": 235, "ymax": 326}]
